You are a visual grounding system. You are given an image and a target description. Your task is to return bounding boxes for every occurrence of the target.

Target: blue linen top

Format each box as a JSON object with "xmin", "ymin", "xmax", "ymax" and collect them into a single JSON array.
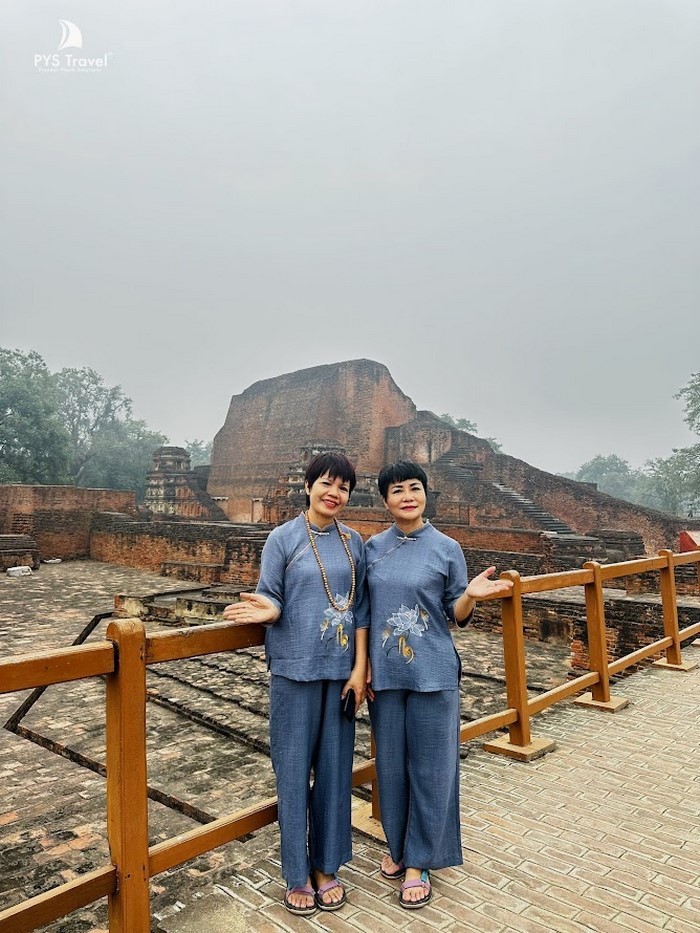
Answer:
[
  {"xmin": 256, "ymin": 512, "xmax": 370, "ymax": 682},
  {"xmin": 366, "ymin": 521, "xmax": 469, "ymax": 692}
]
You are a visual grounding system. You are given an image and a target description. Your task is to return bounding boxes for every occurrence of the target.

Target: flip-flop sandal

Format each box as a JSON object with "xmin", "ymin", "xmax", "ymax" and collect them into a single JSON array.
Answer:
[
  {"xmin": 380, "ymin": 857, "xmax": 406, "ymax": 880},
  {"xmin": 399, "ymin": 870, "xmax": 432, "ymax": 909},
  {"xmin": 314, "ymin": 877, "xmax": 347, "ymax": 911},
  {"xmin": 284, "ymin": 884, "xmax": 316, "ymax": 915}
]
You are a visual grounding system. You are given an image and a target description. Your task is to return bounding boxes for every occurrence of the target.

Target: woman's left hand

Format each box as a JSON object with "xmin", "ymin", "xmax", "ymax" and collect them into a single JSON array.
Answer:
[
  {"xmin": 342, "ymin": 668, "xmax": 367, "ymax": 715},
  {"xmin": 466, "ymin": 566, "xmax": 514, "ymax": 600}
]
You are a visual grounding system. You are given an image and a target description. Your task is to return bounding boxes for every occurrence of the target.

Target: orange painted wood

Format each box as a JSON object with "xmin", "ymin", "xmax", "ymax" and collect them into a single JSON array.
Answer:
[
  {"xmin": 146, "ymin": 622, "xmax": 265, "ymax": 664},
  {"xmin": 658, "ymin": 550, "xmax": 683, "ymax": 666},
  {"xmin": 149, "ymin": 797, "xmax": 279, "ymax": 875},
  {"xmin": 608, "ymin": 636, "xmax": 673, "ymax": 675},
  {"xmin": 528, "ymin": 671, "xmax": 600, "ymax": 715},
  {"xmin": 672, "ymin": 549, "xmax": 700, "ymax": 566},
  {"xmin": 679, "ymin": 620, "xmax": 700, "ymax": 640},
  {"xmin": 583, "ymin": 561, "xmax": 612, "ymax": 703},
  {"xmin": 105, "ymin": 619, "xmax": 151, "ymax": 932},
  {"xmin": 460, "ymin": 707, "xmax": 518, "ymax": 742},
  {"xmin": 0, "ymin": 643, "xmax": 114, "ymax": 694},
  {"xmin": 598, "ymin": 556, "xmax": 665, "ymax": 581},
  {"xmin": 352, "ymin": 760, "xmax": 376, "ymax": 787},
  {"xmin": 519, "ymin": 569, "xmax": 593, "ymax": 594},
  {"xmin": 370, "ymin": 734, "xmax": 381, "ymax": 821},
  {"xmin": 0, "ymin": 865, "xmax": 115, "ymax": 933},
  {"xmin": 499, "ymin": 572, "xmax": 531, "ymax": 747}
]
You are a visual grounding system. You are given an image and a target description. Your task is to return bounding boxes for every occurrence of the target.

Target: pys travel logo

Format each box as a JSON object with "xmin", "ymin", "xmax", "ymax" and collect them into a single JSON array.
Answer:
[{"xmin": 34, "ymin": 20, "xmax": 113, "ymax": 73}]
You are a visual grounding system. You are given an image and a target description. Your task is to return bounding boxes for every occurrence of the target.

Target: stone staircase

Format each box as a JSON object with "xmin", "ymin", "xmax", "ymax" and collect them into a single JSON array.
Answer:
[
  {"xmin": 433, "ymin": 448, "xmax": 483, "ymax": 482},
  {"xmin": 491, "ymin": 483, "xmax": 574, "ymax": 534}
]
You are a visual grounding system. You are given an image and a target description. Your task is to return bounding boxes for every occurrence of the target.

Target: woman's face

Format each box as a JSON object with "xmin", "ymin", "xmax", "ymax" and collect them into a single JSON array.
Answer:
[
  {"xmin": 384, "ymin": 477, "xmax": 427, "ymax": 531},
  {"xmin": 305, "ymin": 471, "xmax": 351, "ymax": 526}
]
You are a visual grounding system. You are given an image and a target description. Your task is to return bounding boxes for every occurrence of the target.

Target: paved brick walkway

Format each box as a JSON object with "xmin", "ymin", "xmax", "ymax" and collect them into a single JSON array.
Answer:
[
  {"xmin": 164, "ymin": 652, "xmax": 700, "ymax": 933},
  {"xmin": 1, "ymin": 562, "xmax": 699, "ymax": 932}
]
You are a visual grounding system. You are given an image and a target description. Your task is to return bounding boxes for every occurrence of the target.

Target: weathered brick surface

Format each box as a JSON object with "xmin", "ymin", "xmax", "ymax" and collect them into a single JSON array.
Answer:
[
  {"xmin": 2, "ymin": 562, "xmax": 699, "ymax": 932},
  {"xmin": 0, "ymin": 485, "xmax": 137, "ymax": 559},
  {"xmin": 209, "ymin": 360, "xmax": 416, "ymax": 521}
]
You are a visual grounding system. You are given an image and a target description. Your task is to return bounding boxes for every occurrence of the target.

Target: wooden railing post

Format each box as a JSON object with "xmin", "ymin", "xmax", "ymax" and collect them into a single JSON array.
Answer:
[
  {"xmin": 483, "ymin": 571, "xmax": 555, "ymax": 761},
  {"xmin": 370, "ymin": 733, "xmax": 381, "ymax": 822},
  {"xmin": 350, "ymin": 731, "xmax": 386, "ymax": 842},
  {"xmin": 106, "ymin": 619, "xmax": 151, "ymax": 932},
  {"xmin": 576, "ymin": 561, "xmax": 628, "ymax": 712},
  {"xmin": 653, "ymin": 550, "xmax": 698, "ymax": 672}
]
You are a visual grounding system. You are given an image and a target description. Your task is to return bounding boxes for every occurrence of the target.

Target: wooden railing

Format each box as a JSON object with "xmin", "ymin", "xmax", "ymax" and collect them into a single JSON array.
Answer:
[{"xmin": 1, "ymin": 549, "xmax": 699, "ymax": 932}]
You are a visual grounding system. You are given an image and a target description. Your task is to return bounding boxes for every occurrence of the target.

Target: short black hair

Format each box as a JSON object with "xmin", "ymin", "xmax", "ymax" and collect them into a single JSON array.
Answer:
[
  {"xmin": 304, "ymin": 452, "xmax": 357, "ymax": 506},
  {"xmin": 377, "ymin": 460, "xmax": 428, "ymax": 500}
]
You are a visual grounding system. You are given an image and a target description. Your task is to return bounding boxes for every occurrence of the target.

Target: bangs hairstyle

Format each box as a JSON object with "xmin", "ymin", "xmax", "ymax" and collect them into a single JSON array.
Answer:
[
  {"xmin": 378, "ymin": 460, "xmax": 428, "ymax": 500},
  {"xmin": 304, "ymin": 452, "xmax": 357, "ymax": 506}
]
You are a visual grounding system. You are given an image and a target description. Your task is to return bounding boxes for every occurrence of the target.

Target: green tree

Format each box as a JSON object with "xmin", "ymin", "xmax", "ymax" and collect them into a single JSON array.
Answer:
[
  {"xmin": 53, "ymin": 367, "xmax": 132, "ymax": 483},
  {"xmin": 0, "ymin": 348, "xmax": 70, "ymax": 483},
  {"xmin": 439, "ymin": 413, "xmax": 478, "ymax": 433},
  {"xmin": 185, "ymin": 438, "xmax": 213, "ymax": 467},
  {"xmin": 78, "ymin": 418, "xmax": 168, "ymax": 500},
  {"xmin": 574, "ymin": 454, "xmax": 646, "ymax": 502},
  {"xmin": 643, "ymin": 446, "xmax": 700, "ymax": 516},
  {"xmin": 676, "ymin": 372, "xmax": 700, "ymax": 434},
  {"xmin": 438, "ymin": 413, "xmax": 502, "ymax": 453}
]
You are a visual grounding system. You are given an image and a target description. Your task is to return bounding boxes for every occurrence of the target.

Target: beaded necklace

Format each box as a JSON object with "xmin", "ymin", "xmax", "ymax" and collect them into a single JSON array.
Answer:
[{"xmin": 304, "ymin": 511, "xmax": 357, "ymax": 611}]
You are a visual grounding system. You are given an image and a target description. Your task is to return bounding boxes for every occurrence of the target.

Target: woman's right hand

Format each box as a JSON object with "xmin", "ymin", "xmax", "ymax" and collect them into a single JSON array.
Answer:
[{"xmin": 222, "ymin": 592, "xmax": 280, "ymax": 624}]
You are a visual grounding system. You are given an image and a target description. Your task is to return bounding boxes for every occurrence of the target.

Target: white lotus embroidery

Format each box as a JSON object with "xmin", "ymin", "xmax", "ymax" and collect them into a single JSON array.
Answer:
[
  {"xmin": 382, "ymin": 604, "xmax": 429, "ymax": 663},
  {"xmin": 320, "ymin": 593, "xmax": 353, "ymax": 650}
]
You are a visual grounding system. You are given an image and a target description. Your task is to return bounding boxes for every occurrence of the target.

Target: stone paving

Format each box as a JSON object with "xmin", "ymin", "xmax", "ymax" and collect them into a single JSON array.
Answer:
[{"xmin": 1, "ymin": 562, "xmax": 699, "ymax": 931}]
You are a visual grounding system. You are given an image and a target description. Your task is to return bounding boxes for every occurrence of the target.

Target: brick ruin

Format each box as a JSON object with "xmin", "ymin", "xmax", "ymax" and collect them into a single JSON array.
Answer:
[{"xmin": 3, "ymin": 358, "xmax": 700, "ymax": 671}]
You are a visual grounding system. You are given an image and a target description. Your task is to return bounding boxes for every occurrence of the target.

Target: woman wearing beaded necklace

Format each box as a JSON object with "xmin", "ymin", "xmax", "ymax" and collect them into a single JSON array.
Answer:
[
  {"xmin": 223, "ymin": 452, "xmax": 369, "ymax": 915},
  {"xmin": 366, "ymin": 460, "xmax": 513, "ymax": 909}
]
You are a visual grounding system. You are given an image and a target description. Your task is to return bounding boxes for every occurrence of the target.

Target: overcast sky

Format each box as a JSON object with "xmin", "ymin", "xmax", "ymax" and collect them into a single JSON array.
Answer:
[{"xmin": 2, "ymin": 1, "xmax": 699, "ymax": 475}]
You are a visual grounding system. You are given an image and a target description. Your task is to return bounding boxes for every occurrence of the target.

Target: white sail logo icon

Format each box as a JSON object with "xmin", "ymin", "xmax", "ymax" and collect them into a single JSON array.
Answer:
[{"xmin": 57, "ymin": 20, "xmax": 82, "ymax": 51}]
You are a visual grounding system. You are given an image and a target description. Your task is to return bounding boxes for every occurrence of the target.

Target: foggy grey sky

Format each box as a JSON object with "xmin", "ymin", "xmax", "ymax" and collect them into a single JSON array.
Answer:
[{"xmin": 2, "ymin": 0, "xmax": 699, "ymax": 475}]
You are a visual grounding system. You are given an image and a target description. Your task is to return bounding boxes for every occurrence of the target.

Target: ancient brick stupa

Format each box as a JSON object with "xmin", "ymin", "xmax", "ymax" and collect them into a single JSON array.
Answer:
[
  {"xmin": 208, "ymin": 359, "xmax": 418, "ymax": 521},
  {"xmin": 205, "ymin": 358, "xmax": 684, "ymax": 553}
]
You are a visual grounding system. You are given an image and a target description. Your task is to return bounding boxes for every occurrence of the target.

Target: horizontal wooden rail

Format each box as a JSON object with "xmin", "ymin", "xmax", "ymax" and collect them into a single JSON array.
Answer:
[
  {"xmin": 527, "ymin": 671, "xmax": 600, "ymax": 715},
  {"xmin": 671, "ymin": 550, "xmax": 700, "ymax": 566},
  {"xmin": 520, "ymin": 569, "xmax": 593, "ymax": 593},
  {"xmin": 608, "ymin": 636, "xmax": 673, "ymax": 675},
  {"xmin": 149, "ymin": 797, "xmax": 279, "ymax": 875},
  {"xmin": 146, "ymin": 622, "xmax": 265, "ymax": 664},
  {"xmin": 599, "ymin": 556, "xmax": 666, "ymax": 580},
  {"xmin": 460, "ymin": 708, "xmax": 518, "ymax": 742},
  {"xmin": 0, "ymin": 865, "xmax": 115, "ymax": 933},
  {"xmin": 0, "ymin": 643, "xmax": 114, "ymax": 695},
  {"xmin": 679, "ymin": 620, "xmax": 700, "ymax": 640}
]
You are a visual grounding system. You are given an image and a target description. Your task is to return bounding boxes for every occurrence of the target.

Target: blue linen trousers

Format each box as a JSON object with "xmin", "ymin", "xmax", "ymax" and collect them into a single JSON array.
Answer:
[
  {"xmin": 269, "ymin": 675, "xmax": 354, "ymax": 887},
  {"xmin": 369, "ymin": 688, "xmax": 463, "ymax": 869}
]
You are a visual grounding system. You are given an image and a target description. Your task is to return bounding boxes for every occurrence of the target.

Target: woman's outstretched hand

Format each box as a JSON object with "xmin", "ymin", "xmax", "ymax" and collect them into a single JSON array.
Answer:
[
  {"xmin": 466, "ymin": 566, "xmax": 514, "ymax": 600},
  {"xmin": 222, "ymin": 592, "xmax": 280, "ymax": 624}
]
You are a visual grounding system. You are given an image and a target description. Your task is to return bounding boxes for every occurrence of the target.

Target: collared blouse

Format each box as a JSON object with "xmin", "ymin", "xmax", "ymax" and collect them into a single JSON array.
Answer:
[
  {"xmin": 256, "ymin": 512, "xmax": 369, "ymax": 681},
  {"xmin": 366, "ymin": 521, "xmax": 468, "ymax": 692}
]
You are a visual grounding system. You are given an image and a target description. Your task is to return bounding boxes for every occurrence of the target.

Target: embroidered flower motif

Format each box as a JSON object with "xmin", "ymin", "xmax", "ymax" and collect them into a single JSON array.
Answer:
[
  {"xmin": 383, "ymin": 604, "xmax": 428, "ymax": 664},
  {"xmin": 320, "ymin": 593, "xmax": 353, "ymax": 650}
]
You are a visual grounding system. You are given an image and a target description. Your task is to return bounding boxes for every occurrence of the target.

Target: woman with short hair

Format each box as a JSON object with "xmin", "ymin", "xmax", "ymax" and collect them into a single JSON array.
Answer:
[
  {"xmin": 224, "ymin": 451, "xmax": 369, "ymax": 915},
  {"xmin": 366, "ymin": 460, "xmax": 512, "ymax": 909}
]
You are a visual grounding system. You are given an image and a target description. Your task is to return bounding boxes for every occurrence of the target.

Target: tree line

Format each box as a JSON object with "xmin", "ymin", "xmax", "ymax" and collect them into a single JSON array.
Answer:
[
  {"xmin": 562, "ymin": 374, "xmax": 700, "ymax": 516},
  {"xmin": 0, "ymin": 348, "xmax": 210, "ymax": 500},
  {"xmin": 441, "ymin": 373, "xmax": 700, "ymax": 518}
]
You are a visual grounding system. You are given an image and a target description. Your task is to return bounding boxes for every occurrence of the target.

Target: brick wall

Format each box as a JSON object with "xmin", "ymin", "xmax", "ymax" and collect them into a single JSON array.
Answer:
[
  {"xmin": 208, "ymin": 360, "xmax": 416, "ymax": 521},
  {"xmin": 489, "ymin": 453, "xmax": 683, "ymax": 553},
  {"xmin": 0, "ymin": 485, "xmax": 137, "ymax": 559},
  {"xmin": 90, "ymin": 516, "xmax": 268, "ymax": 586}
]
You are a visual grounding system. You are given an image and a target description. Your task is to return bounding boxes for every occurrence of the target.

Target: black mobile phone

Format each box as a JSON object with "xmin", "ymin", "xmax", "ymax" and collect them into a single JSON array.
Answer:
[{"xmin": 342, "ymin": 689, "xmax": 356, "ymax": 722}]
